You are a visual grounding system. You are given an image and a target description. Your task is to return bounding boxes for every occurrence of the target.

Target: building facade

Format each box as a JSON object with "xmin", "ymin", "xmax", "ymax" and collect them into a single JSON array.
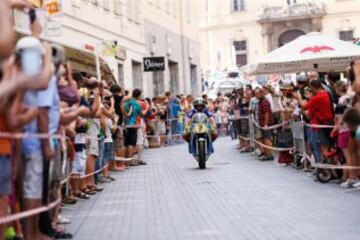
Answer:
[
  {"xmin": 142, "ymin": 0, "xmax": 201, "ymax": 97},
  {"xmin": 198, "ymin": 0, "xmax": 360, "ymax": 72},
  {"xmin": 18, "ymin": 0, "xmax": 201, "ymax": 97}
]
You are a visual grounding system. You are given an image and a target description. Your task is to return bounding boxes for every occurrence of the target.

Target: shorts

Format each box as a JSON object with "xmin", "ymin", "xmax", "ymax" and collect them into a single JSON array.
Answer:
[
  {"xmin": 240, "ymin": 118, "xmax": 249, "ymax": 137},
  {"xmin": 255, "ymin": 126, "xmax": 262, "ymax": 139},
  {"xmin": 103, "ymin": 142, "xmax": 114, "ymax": 164},
  {"xmin": 157, "ymin": 121, "xmax": 166, "ymax": 135},
  {"xmin": 0, "ymin": 155, "xmax": 11, "ymax": 196},
  {"xmin": 87, "ymin": 119, "xmax": 100, "ymax": 156},
  {"xmin": 124, "ymin": 127, "xmax": 138, "ymax": 146},
  {"xmin": 136, "ymin": 127, "xmax": 144, "ymax": 146},
  {"xmin": 23, "ymin": 153, "xmax": 43, "ymax": 199},
  {"xmin": 72, "ymin": 150, "xmax": 86, "ymax": 175},
  {"xmin": 338, "ymin": 131, "xmax": 351, "ymax": 149},
  {"xmin": 262, "ymin": 129, "xmax": 272, "ymax": 139},
  {"xmin": 113, "ymin": 128, "xmax": 124, "ymax": 150}
]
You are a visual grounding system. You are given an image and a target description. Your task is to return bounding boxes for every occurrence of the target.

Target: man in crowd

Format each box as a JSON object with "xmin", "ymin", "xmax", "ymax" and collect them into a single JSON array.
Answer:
[
  {"xmin": 123, "ymin": 89, "xmax": 149, "ymax": 164},
  {"xmin": 257, "ymin": 88, "xmax": 274, "ymax": 161},
  {"xmin": 294, "ymin": 79, "xmax": 334, "ymax": 163}
]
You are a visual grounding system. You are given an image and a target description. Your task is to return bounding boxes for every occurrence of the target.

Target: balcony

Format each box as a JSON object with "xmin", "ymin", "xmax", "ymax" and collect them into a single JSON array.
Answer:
[{"xmin": 258, "ymin": 3, "xmax": 325, "ymax": 23}]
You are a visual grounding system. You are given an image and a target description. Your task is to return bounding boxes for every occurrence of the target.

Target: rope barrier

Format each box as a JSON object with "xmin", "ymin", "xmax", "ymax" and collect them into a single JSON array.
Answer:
[
  {"xmin": 114, "ymin": 157, "xmax": 134, "ymax": 162},
  {"xmin": 0, "ymin": 132, "xmax": 65, "ymax": 139},
  {"xmin": 71, "ymin": 163, "xmax": 109, "ymax": 179},
  {"xmin": 303, "ymin": 153, "xmax": 360, "ymax": 170},
  {"xmin": 254, "ymin": 139, "xmax": 294, "ymax": 152},
  {"xmin": 0, "ymin": 197, "xmax": 61, "ymax": 225},
  {"xmin": 305, "ymin": 123, "xmax": 335, "ymax": 129}
]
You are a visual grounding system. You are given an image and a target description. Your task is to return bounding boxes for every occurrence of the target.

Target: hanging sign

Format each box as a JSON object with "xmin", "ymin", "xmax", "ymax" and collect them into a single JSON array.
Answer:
[{"xmin": 143, "ymin": 57, "xmax": 165, "ymax": 72}]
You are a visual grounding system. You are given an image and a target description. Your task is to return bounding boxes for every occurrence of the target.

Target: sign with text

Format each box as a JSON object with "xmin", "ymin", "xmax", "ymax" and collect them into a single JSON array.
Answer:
[{"xmin": 143, "ymin": 57, "xmax": 165, "ymax": 72}]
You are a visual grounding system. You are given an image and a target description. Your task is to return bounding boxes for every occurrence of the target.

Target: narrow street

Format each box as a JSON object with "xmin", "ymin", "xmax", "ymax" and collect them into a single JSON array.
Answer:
[{"xmin": 64, "ymin": 138, "xmax": 360, "ymax": 240}]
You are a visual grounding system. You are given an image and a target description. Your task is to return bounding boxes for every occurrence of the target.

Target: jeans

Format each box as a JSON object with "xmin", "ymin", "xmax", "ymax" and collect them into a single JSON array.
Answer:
[
  {"xmin": 310, "ymin": 129, "xmax": 322, "ymax": 163},
  {"xmin": 95, "ymin": 138, "xmax": 105, "ymax": 182}
]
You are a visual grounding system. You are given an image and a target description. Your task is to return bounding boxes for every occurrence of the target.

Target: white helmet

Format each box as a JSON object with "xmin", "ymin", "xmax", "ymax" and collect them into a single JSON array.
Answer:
[{"xmin": 15, "ymin": 37, "xmax": 44, "ymax": 54}]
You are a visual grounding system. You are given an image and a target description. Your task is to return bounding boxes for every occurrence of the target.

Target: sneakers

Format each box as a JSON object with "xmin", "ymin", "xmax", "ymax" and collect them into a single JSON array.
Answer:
[
  {"xmin": 352, "ymin": 180, "xmax": 360, "ymax": 188},
  {"xmin": 340, "ymin": 178, "xmax": 359, "ymax": 188},
  {"xmin": 58, "ymin": 215, "xmax": 71, "ymax": 225}
]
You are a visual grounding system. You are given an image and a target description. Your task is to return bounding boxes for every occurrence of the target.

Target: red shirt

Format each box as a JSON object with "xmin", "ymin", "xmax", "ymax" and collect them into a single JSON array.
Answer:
[
  {"xmin": 304, "ymin": 90, "xmax": 334, "ymax": 124},
  {"xmin": 258, "ymin": 98, "xmax": 273, "ymax": 127},
  {"xmin": 136, "ymin": 100, "xmax": 147, "ymax": 126}
]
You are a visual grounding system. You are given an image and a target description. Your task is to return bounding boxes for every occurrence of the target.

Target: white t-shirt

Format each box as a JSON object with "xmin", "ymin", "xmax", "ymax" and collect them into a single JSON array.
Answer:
[
  {"xmin": 265, "ymin": 93, "xmax": 275, "ymax": 113},
  {"xmin": 104, "ymin": 119, "xmax": 113, "ymax": 143},
  {"xmin": 215, "ymin": 111, "xmax": 222, "ymax": 124}
]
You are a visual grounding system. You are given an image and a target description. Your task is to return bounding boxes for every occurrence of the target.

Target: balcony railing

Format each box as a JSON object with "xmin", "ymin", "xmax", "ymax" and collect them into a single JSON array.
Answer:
[{"xmin": 258, "ymin": 3, "xmax": 325, "ymax": 23}]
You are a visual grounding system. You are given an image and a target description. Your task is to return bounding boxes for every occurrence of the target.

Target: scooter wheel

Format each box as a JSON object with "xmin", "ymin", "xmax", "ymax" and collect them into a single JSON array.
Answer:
[{"xmin": 316, "ymin": 168, "xmax": 332, "ymax": 183}]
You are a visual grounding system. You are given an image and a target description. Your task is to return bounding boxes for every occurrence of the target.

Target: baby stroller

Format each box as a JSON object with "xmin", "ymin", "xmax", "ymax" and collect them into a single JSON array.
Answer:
[{"xmin": 315, "ymin": 131, "xmax": 345, "ymax": 183}]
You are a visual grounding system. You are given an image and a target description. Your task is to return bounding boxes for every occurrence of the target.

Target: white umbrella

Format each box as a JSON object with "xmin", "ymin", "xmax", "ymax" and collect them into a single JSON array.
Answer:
[{"xmin": 247, "ymin": 32, "xmax": 360, "ymax": 75}]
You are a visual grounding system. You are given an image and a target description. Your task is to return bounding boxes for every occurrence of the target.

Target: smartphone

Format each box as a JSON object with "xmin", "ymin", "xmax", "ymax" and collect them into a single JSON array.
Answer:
[
  {"xmin": 29, "ymin": 9, "xmax": 36, "ymax": 24},
  {"xmin": 20, "ymin": 48, "xmax": 43, "ymax": 76}
]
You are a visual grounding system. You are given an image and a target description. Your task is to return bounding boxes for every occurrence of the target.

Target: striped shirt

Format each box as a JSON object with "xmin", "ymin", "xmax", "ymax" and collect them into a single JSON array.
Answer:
[{"xmin": 258, "ymin": 98, "xmax": 273, "ymax": 127}]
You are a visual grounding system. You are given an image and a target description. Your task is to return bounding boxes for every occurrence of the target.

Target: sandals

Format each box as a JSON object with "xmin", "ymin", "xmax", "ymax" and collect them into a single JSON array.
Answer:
[
  {"xmin": 106, "ymin": 176, "xmax": 116, "ymax": 181},
  {"xmin": 74, "ymin": 192, "xmax": 90, "ymax": 200},
  {"xmin": 81, "ymin": 188, "xmax": 96, "ymax": 195}
]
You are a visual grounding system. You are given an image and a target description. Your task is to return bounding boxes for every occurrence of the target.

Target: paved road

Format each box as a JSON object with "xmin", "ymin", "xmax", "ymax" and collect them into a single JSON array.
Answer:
[{"xmin": 64, "ymin": 137, "xmax": 360, "ymax": 240}]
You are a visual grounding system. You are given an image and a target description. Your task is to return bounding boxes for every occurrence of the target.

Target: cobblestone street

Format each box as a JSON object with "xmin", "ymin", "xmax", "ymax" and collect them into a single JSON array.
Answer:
[{"xmin": 64, "ymin": 138, "xmax": 360, "ymax": 240}]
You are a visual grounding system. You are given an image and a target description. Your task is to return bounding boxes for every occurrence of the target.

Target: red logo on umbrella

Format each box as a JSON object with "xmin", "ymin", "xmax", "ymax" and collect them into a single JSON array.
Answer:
[{"xmin": 300, "ymin": 45, "xmax": 335, "ymax": 54}]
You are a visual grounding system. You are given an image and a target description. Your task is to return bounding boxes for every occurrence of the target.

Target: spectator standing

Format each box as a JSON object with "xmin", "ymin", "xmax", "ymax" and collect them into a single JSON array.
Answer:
[
  {"xmin": 123, "ymin": 89, "xmax": 148, "ymax": 164},
  {"xmin": 257, "ymin": 88, "xmax": 274, "ymax": 161},
  {"xmin": 294, "ymin": 79, "xmax": 334, "ymax": 163}
]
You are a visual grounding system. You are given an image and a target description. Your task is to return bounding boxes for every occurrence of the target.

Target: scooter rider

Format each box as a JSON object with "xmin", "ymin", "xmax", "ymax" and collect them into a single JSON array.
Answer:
[{"xmin": 183, "ymin": 97, "xmax": 217, "ymax": 142}]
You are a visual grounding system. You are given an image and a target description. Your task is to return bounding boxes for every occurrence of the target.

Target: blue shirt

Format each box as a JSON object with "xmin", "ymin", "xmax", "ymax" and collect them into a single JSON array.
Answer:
[
  {"xmin": 124, "ymin": 98, "xmax": 141, "ymax": 126},
  {"xmin": 22, "ymin": 76, "xmax": 60, "ymax": 154}
]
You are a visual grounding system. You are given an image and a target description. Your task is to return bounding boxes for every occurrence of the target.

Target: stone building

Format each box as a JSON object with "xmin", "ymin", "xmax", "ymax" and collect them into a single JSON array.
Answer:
[{"xmin": 198, "ymin": 0, "xmax": 360, "ymax": 71}]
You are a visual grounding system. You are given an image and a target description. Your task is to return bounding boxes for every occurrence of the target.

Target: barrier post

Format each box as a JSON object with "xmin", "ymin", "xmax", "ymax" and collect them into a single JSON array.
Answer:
[{"xmin": 249, "ymin": 115, "xmax": 256, "ymax": 154}]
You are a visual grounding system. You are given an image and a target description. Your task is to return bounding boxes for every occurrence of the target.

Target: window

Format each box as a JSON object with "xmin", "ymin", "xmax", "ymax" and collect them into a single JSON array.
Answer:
[
  {"xmin": 286, "ymin": 0, "xmax": 297, "ymax": 5},
  {"xmin": 233, "ymin": 40, "xmax": 247, "ymax": 67},
  {"xmin": 232, "ymin": 0, "xmax": 245, "ymax": 12},
  {"xmin": 339, "ymin": 30, "xmax": 354, "ymax": 42},
  {"xmin": 233, "ymin": 40, "xmax": 246, "ymax": 51}
]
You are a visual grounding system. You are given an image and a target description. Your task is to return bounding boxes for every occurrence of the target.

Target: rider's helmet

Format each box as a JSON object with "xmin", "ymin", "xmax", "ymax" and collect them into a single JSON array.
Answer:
[{"xmin": 193, "ymin": 97, "xmax": 206, "ymax": 112}]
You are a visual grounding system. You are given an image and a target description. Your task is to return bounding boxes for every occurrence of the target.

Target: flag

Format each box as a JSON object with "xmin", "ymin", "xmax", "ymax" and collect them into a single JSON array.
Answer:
[{"xmin": 101, "ymin": 40, "xmax": 118, "ymax": 57}]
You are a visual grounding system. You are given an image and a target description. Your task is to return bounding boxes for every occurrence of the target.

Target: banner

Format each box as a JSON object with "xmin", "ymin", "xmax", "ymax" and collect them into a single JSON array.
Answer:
[
  {"xmin": 101, "ymin": 40, "xmax": 118, "ymax": 57},
  {"xmin": 44, "ymin": 0, "xmax": 62, "ymax": 17},
  {"xmin": 143, "ymin": 57, "xmax": 165, "ymax": 72}
]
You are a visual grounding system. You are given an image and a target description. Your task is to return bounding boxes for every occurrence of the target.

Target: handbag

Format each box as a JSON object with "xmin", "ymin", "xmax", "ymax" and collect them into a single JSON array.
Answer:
[
  {"xmin": 58, "ymin": 84, "xmax": 79, "ymax": 105},
  {"xmin": 276, "ymin": 129, "xmax": 293, "ymax": 148}
]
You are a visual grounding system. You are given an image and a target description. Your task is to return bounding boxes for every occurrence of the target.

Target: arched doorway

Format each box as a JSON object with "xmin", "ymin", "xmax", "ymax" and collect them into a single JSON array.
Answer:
[{"xmin": 278, "ymin": 29, "xmax": 305, "ymax": 47}]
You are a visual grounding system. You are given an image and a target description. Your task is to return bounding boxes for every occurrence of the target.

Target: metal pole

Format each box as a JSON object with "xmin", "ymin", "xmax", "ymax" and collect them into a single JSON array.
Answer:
[{"xmin": 96, "ymin": 42, "xmax": 101, "ymax": 81}]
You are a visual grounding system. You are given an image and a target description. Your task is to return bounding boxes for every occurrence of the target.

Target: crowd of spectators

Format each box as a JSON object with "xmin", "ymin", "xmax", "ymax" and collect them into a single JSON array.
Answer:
[
  {"xmin": 0, "ymin": 1, "xmax": 195, "ymax": 240},
  {"xmin": 229, "ymin": 65, "xmax": 360, "ymax": 189}
]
